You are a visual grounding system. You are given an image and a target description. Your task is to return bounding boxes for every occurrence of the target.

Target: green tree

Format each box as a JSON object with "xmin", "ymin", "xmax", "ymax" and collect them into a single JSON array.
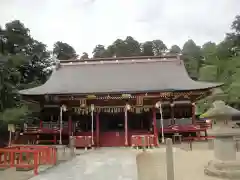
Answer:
[
  {"xmin": 232, "ymin": 15, "xmax": 240, "ymax": 33},
  {"xmin": 141, "ymin": 41, "xmax": 154, "ymax": 56},
  {"xmin": 0, "ymin": 55, "xmax": 20, "ymax": 111},
  {"xmin": 169, "ymin": 45, "xmax": 181, "ymax": 55},
  {"xmin": 0, "ymin": 20, "xmax": 52, "ymax": 127},
  {"xmin": 182, "ymin": 39, "xmax": 202, "ymax": 79},
  {"xmin": 92, "ymin": 44, "xmax": 109, "ymax": 58},
  {"xmin": 4, "ymin": 20, "xmax": 32, "ymax": 54},
  {"xmin": 53, "ymin": 41, "xmax": 77, "ymax": 60},
  {"xmin": 80, "ymin": 52, "xmax": 89, "ymax": 60},
  {"xmin": 103, "ymin": 36, "xmax": 141, "ymax": 57},
  {"xmin": 110, "ymin": 39, "xmax": 127, "ymax": 57},
  {"xmin": 227, "ymin": 15, "xmax": 240, "ymax": 51},
  {"xmin": 152, "ymin": 40, "xmax": 167, "ymax": 56},
  {"xmin": 124, "ymin": 36, "xmax": 141, "ymax": 56}
]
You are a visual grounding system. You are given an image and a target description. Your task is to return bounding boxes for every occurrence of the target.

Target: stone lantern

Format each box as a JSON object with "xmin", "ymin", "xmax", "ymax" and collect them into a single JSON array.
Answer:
[{"xmin": 201, "ymin": 101, "xmax": 240, "ymax": 179}]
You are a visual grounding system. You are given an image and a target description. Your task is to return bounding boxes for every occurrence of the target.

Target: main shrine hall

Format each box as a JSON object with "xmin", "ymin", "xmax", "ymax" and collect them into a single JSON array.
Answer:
[{"xmin": 19, "ymin": 55, "xmax": 222, "ymax": 147}]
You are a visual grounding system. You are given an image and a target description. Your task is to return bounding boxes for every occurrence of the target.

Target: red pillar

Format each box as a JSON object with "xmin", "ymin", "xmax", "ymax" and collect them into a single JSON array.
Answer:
[
  {"xmin": 124, "ymin": 109, "xmax": 128, "ymax": 146},
  {"xmin": 96, "ymin": 111, "xmax": 100, "ymax": 147},
  {"xmin": 152, "ymin": 108, "xmax": 159, "ymax": 146},
  {"xmin": 39, "ymin": 120, "xmax": 43, "ymax": 129},
  {"xmin": 54, "ymin": 135, "xmax": 57, "ymax": 144},
  {"xmin": 192, "ymin": 103, "xmax": 196, "ymax": 125},
  {"xmin": 68, "ymin": 115, "xmax": 72, "ymax": 136}
]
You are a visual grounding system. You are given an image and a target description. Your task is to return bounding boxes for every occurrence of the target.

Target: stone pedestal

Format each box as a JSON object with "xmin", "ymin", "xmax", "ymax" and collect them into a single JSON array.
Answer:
[
  {"xmin": 55, "ymin": 145, "xmax": 67, "ymax": 161},
  {"xmin": 136, "ymin": 138, "xmax": 175, "ymax": 180},
  {"xmin": 204, "ymin": 127, "xmax": 240, "ymax": 179},
  {"xmin": 136, "ymin": 150, "xmax": 164, "ymax": 180},
  {"xmin": 214, "ymin": 136, "xmax": 236, "ymax": 161},
  {"xmin": 69, "ymin": 136, "xmax": 76, "ymax": 156},
  {"xmin": 208, "ymin": 139, "xmax": 214, "ymax": 150}
]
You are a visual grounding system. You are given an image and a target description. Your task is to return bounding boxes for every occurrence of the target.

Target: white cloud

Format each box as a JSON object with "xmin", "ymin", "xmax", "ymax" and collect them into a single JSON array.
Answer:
[{"xmin": 0, "ymin": 0, "xmax": 240, "ymax": 56}]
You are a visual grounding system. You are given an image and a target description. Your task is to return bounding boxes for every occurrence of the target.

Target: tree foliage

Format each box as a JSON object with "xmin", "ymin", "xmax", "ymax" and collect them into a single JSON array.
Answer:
[
  {"xmin": 0, "ymin": 20, "xmax": 52, "ymax": 128},
  {"xmin": 53, "ymin": 41, "xmax": 77, "ymax": 60},
  {"xmin": 169, "ymin": 45, "xmax": 181, "ymax": 55}
]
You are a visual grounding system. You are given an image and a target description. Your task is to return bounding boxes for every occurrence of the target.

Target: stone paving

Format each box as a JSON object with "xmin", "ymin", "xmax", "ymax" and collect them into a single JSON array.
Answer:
[
  {"xmin": 30, "ymin": 148, "xmax": 138, "ymax": 180},
  {"xmin": 29, "ymin": 143, "xmax": 230, "ymax": 180}
]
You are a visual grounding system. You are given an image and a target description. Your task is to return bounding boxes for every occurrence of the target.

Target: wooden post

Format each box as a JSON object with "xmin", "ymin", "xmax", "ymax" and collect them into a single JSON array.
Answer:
[
  {"xmin": 124, "ymin": 108, "xmax": 129, "ymax": 146},
  {"xmin": 90, "ymin": 104, "xmax": 95, "ymax": 146},
  {"xmin": 33, "ymin": 152, "xmax": 39, "ymax": 175},
  {"xmin": 192, "ymin": 103, "xmax": 196, "ymax": 125},
  {"xmin": 59, "ymin": 107, "xmax": 63, "ymax": 145},
  {"xmin": 152, "ymin": 108, "xmax": 158, "ymax": 146},
  {"xmin": 96, "ymin": 111, "xmax": 100, "ymax": 147},
  {"xmin": 166, "ymin": 138, "xmax": 175, "ymax": 180},
  {"xmin": 170, "ymin": 103, "xmax": 174, "ymax": 125},
  {"xmin": 54, "ymin": 135, "xmax": 57, "ymax": 144}
]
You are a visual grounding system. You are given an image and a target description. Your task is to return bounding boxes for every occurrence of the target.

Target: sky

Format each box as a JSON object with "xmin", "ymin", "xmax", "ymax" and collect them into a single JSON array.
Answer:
[{"xmin": 0, "ymin": 0, "xmax": 240, "ymax": 56}]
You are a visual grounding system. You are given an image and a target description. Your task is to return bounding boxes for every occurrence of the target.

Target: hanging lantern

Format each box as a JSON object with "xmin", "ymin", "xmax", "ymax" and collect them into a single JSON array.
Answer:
[
  {"xmin": 61, "ymin": 104, "xmax": 67, "ymax": 112},
  {"xmin": 155, "ymin": 101, "xmax": 161, "ymax": 108},
  {"xmin": 90, "ymin": 104, "xmax": 95, "ymax": 111},
  {"xmin": 125, "ymin": 103, "xmax": 131, "ymax": 111}
]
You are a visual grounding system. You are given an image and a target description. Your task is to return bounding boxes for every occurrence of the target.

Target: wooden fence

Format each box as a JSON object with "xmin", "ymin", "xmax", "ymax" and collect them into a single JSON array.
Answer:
[
  {"xmin": 0, "ymin": 145, "xmax": 57, "ymax": 175},
  {"xmin": 131, "ymin": 135, "xmax": 155, "ymax": 148}
]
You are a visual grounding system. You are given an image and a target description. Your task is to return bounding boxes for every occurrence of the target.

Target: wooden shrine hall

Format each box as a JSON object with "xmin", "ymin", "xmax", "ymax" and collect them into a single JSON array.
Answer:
[{"xmin": 19, "ymin": 55, "xmax": 222, "ymax": 147}]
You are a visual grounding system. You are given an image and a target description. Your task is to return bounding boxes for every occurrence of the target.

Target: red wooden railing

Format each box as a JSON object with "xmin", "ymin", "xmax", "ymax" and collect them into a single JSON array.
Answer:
[
  {"xmin": 24, "ymin": 127, "xmax": 60, "ymax": 133},
  {"xmin": 74, "ymin": 136, "xmax": 92, "ymax": 148},
  {"xmin": 24, "ymin": 127, "xmax": 41, "ymax": 133},
  {"xmin": 131, "ymin": 135, "xmax": 155, "ymax": 148},
  {"xmin": 0, "ymin": 145, "xmax": 57, "ymax": 175},
  {"xmin": 36, "ymin": 138, "xmax": 57, "ymax": 145}
]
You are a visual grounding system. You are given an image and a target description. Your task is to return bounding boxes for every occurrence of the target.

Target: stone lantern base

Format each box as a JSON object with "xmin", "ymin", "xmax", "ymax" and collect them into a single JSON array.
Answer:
[
  {"xmin": 204, "ymin": 127, "xmax": 240, "ymax": 179},
  {"xmin": 205, "ymin": 160, "xmax": 240, "ymax": 179}
]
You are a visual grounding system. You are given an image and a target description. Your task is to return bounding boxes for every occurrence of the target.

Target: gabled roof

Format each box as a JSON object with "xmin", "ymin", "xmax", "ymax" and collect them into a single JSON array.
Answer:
[{"xmin": 19, "ymin": 56, "xmax": 223, "ymax": 95}]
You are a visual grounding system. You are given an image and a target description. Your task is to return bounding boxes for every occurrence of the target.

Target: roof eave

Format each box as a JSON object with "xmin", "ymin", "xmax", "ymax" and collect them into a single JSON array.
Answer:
[{"xmin": 19, "ymin": 83, "xmax": 223, "ymax": 96}]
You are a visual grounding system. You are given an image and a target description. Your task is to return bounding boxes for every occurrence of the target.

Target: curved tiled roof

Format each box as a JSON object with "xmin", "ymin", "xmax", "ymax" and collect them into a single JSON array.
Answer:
[{"xmin": 19, "ymin": 56, "xmax": 223, "ymax": 95}]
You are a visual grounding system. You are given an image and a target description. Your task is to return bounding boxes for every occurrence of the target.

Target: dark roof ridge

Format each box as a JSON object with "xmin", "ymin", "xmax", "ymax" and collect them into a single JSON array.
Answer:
[
  {"xmin": 59, "ymin": 55, "xmax": 181, "ymax": 67},
  {"xmin": 59, "ymin": 55, "xmax": 181, "ymax": 63}
]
